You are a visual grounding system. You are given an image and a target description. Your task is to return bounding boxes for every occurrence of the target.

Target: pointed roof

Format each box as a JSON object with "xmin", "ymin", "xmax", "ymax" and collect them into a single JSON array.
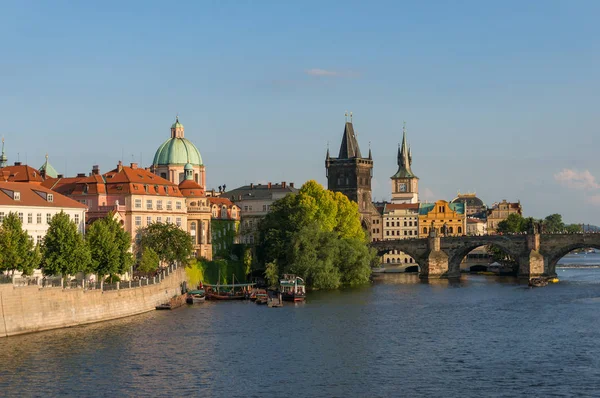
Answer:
[
  {"xmin": 338, "ymin": 122, "xmax": 362, "ymax": 159},
  {"xmin": 0, "ymin": 138, "xmax": 7, "ymax": 168},
  {"xmin": 391, "ymin": 124, "xmax": 418, "ymax": 179},
  {"xmin": 39, "ymin": 154, "xmax": 58, "ymax": 179}
]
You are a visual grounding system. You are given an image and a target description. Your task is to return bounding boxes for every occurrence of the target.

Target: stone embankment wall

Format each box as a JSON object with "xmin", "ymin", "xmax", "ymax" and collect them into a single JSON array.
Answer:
[{"xmin": 0, "ymin": 267, "xmax": 187, "ymax": 338}]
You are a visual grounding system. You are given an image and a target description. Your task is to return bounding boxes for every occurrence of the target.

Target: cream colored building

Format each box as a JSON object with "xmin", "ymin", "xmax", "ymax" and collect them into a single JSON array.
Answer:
[
  {"xmin": 487, "ymin": 200, "xmax": 522, "ymax": 234},
  {"xmin": 381, "ymin": 203, "xmax": 419, "ymax": 266}
]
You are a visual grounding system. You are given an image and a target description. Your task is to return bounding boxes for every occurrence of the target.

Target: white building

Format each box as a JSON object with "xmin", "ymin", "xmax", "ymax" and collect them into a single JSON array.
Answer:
[
  {"xmin": 381, "ymin": 203, "xmax": 419, "ymax": 266},
  {"xmin": 0, "ymin": 181, "xmax": 87, "ymax": 245}
]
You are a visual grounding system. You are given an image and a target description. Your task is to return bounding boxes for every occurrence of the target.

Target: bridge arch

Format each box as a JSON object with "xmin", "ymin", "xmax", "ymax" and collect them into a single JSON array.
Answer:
[
  {"xmin": 545, "ymin": 242, "xmax": 600, "ymax": 276},
  {"xmin": 447, "ymin": 242, "xmax": 521, "ymax": 276}
]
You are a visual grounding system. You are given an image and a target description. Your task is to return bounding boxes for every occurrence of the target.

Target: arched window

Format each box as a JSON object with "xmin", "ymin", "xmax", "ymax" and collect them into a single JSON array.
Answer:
[
  {"xmin": 221, "ymin": 206, "xmax": 227, "ymax": 218},
  {"xmin": 458, "ymin": 226, "xmax": 462, "ymax": 234},
  {"xmin": 387, "ymin": 258, "xmax": 391, "ymax": 264},
  {"xmin": 391, "ymin": 258, "xmax": 396, "ymax": 264},
  {"xmin": 449, "ymin": 226, "xmax": 454, "ymax": 234},
  {"xmin": 423, "ymin": 227, "xmax": 428, "ymax": 234}
]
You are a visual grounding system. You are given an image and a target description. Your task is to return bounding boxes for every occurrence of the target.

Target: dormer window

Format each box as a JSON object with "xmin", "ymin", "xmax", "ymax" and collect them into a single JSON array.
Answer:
[
  {"xmin": 47, "ymin": 194, "xmax": 53, "ymax": 203},
  {"xmin": 14, "ymin": 191, "xmax": 21, "ymax": 201}
]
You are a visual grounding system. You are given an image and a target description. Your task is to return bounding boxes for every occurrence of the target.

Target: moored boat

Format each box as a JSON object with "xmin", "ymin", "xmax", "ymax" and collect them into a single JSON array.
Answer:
[
  {"xmin": 204, "ymin": 274, "xmax": 255, "ymax": 301},
  {"xmin": 529, "ymin": 277, "xmax": 548, "ymax": 287},
  {"xmin": 280, "ymin": 275, "xmax": 306, "ymax": 302},
  {"xmin": 186, "ymin": 289, "xmax": 206, "ymax": 304}
]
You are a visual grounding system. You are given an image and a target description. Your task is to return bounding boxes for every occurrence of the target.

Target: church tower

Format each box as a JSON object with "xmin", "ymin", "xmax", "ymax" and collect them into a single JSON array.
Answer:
[
  {"xmin": 325, "ymin": 115, "xmax": 374, "ymax": 229},
  {"xmin": 391, "ymin": 123, "xmax": 419, "ymax": 204}
]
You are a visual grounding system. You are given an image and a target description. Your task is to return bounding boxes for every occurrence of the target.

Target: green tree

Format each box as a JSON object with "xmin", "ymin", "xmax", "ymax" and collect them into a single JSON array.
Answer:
[
  {"xmin": 42, "ymin": 212, "xmax": 90, "ymax": 276},
  {"xmin": 565, "ymin": 224, "xmax": 582, "ymax": 233},
  {"xmin": 138, "ymin": 247, "xmax": 160, "ymax": 273},
  {"xmin": 87, "ymin": 214, "xmax": 133, "ymax": 280},
  {"xmin": 0, "ymin": 213, "xmax": 39, "ymax": 275},
  {"xmin": 496, "ymin": 213, "xmax": 525, "ymax": 233},
  {"xmin": 258, "ymin": 180, "xmax": 375, "ymax": 289},
  {"xmin": 264, "ymin": 261, "xmax": 279, "ymax": 288},
  {"xmin": 544, "ymin": 214, "xmax": 565, "ymax": 233},
  {"xmin": 136, "ymin": 222, "xmax": 193, "ymax": 265}
]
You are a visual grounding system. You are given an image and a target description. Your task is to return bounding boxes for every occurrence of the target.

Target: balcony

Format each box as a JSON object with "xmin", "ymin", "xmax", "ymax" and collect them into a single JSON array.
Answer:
[{"xmin": 187, "ymin": 206, "xmax": 211, "ymax": 213}]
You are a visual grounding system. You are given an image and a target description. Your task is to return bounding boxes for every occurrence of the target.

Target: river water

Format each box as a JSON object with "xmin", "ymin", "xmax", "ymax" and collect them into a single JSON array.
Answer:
[{"xmin": 2, "ymin": 267, "xmax": 600, "ymax": 397}]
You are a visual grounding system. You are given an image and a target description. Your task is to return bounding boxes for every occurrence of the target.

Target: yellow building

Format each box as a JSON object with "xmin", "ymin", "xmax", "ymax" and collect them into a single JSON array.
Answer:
[{"xmin": 419, "ymin": 200, "xmax": 466, "ymax": 238}]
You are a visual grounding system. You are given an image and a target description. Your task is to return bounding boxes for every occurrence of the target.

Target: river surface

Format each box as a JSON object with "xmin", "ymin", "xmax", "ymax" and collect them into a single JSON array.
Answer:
[{"xmin": 2, "ymin": 268, "xmax": 600, "ymax": 397}]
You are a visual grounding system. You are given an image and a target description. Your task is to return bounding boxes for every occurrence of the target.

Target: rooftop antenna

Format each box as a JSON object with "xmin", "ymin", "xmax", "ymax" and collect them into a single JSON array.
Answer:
[{"xmin": 345, "ymin": 110, "xmax": 348, "ymax": 122}]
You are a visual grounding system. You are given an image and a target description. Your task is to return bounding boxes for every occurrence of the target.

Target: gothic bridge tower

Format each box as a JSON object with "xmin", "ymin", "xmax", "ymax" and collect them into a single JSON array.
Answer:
[
  {"xmin": 391, "ymin": 123, "xmax": 419, "ymax": 204},
  {"xmin": 325, "ymin": 114, "xmax": 374, "ymax": 232}
]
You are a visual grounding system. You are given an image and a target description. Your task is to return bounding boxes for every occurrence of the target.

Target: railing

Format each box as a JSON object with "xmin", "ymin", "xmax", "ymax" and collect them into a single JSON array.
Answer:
[
  {"xmin": 4, "ymin": 263, "xmax": 180, "ymax": 292},
  {"xmin": 187, "ymin": 206, "xmax": 211, "ymax": 213}
]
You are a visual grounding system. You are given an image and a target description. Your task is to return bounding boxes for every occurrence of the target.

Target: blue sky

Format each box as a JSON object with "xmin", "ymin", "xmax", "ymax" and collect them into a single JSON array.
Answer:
[{"xmin": 1, "ymin": 1, "xmax": 599, "ymax": 224}]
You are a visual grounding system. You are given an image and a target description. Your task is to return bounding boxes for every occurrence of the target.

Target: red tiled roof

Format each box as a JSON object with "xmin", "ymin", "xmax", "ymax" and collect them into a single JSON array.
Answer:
[
  {"xmin": 0, "ymin": 181, "xmax": 87, "ymax": 209},
  {"xmin": 0, "ymin": 164, "xmax": 44, "ymax": 183},
  {"xmin": 208, "ymin": 197, "xmax": 237, "ymax": 208},
  {"xmin": 103, "ymin": 164, "xmax": 182, "ymax": 196},
  {"xmin": 385, "ymin": 203, "xmax": 420, "ymax": 210},
  {"xmin": 179, "ymin": 179, "xmax": 205, "ymax": 197}
]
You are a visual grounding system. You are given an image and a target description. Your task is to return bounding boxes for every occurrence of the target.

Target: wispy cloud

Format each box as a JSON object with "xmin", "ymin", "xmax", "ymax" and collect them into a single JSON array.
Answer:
[
  {"xmin": 554, "ymin": 169, "xmax": 600, "ymax": 190},
  {"xmin": 304, "ymin": 68, "xmax": 360, "ymax": 78}
]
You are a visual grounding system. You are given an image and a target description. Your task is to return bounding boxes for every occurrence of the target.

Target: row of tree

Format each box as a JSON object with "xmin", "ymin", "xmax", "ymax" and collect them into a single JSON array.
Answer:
[
  {"xmin": 496, "ymin": 213, "xmax": 581, "ymax": 234},
  {"xmin": 0, "ymin": 211, "xmax": 193, "ymax": 281},
  {"xmin": 258, "ymin": 180, "xmax": 378, "ymax": 289}
]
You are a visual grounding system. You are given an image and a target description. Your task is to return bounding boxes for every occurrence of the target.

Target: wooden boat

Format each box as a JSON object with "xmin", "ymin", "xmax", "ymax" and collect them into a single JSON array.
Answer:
[
  {"xmin": 204, "ymin": 274, "xmax": 255, "ymax": 301},
  {"xmin": 280, "ymin": 274, "xmax": 306, "ymax": 302},
  {"xmin": 155, "ymin": 303, "xmax": 172, "ymax": 310},
  {"xmin": 186, "ymin": 289, "xmax": 206, "ymax": 304},
  {"xmin": 529, "ymin": 277, "xmax": 548, "ymax": 287}
]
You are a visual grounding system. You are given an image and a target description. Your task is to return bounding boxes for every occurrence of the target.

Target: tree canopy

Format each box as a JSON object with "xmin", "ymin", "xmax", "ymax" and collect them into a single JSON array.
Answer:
[
  {"xmin": 87, "ymin": 213, "xmax": 133, "ymax": 279},
  {"xmin": 0, "ymin": 212, "xmax": 40, "ymax": 275},
  {"xmin": 41, "ymin": 212, "xmax": 90, "ymax": 276},
  {"xmin": 136, "ymin": 222, "xmax": 193, "ymax": 266},
  {"xmin": 258, "ymin": 180, "xmax": 376, "ymax": 289}
]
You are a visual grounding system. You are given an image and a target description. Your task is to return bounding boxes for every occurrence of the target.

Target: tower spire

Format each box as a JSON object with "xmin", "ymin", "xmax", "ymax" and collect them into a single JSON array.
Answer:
[{"xmin": 0, "ymin": 137, "xmax": 7, "ymax": 168}]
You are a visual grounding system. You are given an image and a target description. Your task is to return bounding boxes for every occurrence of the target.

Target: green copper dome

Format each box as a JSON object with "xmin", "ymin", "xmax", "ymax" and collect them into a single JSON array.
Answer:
[{"xmin": 153, "ymin": 137, "xmax": 203, "ymax": 166}]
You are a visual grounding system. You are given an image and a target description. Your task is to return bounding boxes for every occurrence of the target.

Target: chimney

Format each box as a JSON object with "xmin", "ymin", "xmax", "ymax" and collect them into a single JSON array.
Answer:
[
  {"xmin": 290, "ymin": 182, "xmax": 294, "ymax": 188},
  {"xmin": 77, "ymin": 173, "xmax": 86, "ymax": 178},
  {"xmin": 92, "ymin": 165, "xmax": 100, "ymax": 175},
  {"xmin": 130, "ymin": 162, "xmax": 138, "ymax": 169},
  {"xmin": 267, "ymin": 182, "xmax": 272, "ymax": 189},
  {"xmin": 117, "ymin": 160, "xmax": 123, "ymax": 172},
  {"xmin": 2, "ymin": 170, "xmax": 9, "ymax": 182},
  {"xmin": 14, "ymin": 161, "xmax": 21, "ymax": 166},
  {"xmin": 57, "ymin": 174, "xmax": 64, "ymax": 178},
  {"xmin": 281, "ymin": 181, "xmax": 286, "ymax": 188}
]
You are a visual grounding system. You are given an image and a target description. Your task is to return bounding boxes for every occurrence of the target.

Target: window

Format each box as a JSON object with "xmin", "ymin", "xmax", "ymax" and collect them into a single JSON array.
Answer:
[
  {"xmin": 156, "ymin": 217, "xmax": 162, "ymax": 223},
  {"xmin": 176, "ymin": 201, "xmax": 182, "ymax": 210},
  {"xmin": 244, "ymin": 206, "xmax": 248, "ymax": 211},
  {"xmin": 221, "ymin": 206, "xmax": 227, "ymax": 218},
  {"xmin": 18, "ymin": 212, "xmax": 23, "ymax": 222},
  {"xmin": 232, "ymin": 209, "xmax": 237, "ymax": 218},
  {"xmin": 176, "ymin": 218, "xmax": 182, "ymax": 227},
  {"xmin": 423, "ymin": 227, "xmax": 427, "ymax": 234},
  {"xmin": 146, "ymin": 216, "xmax": 152, "ymax": 225},
  {"xmin": 47, "ymin": 194, "xmax": 53, "ymax": 202},
  {"xmin": 386, "ymin": 222, "xmax": 389, "ymax": 227},
  {"xmin": 212, "ymin": 209, "xmax": 218, "ymax": 218},
  {"xmin": 157, "ymin": 200, "xmax": 163, "ymax": 210},
  {"xmin": 386, "ymin": 231, "xmax": 389, "ymax": 236},
  {"xmin": 37, "ymin": 213, "xmax": 42, "ymax": 224},
  {"xmin": 404, "ymin": 231, "xmax": 407, "ymax": 236},
  {"xmin": 27, "ymin": 213, "xmax": 32, "ymax": 224},
  {"xmin": 449, "ymin": 227, "xmax": 454, "ymax": 234},
  {"xmin": 167, "ymin": 201, "xmax": 172, "ymax": 210},
  {"xmin": 249, "ymin": 206, "xmax": 253, "ymax": 211},
  {"xmin": 166, "ymin": 217, "xmax": 172, "ymax": 224},
  {"xmin": 74, "ymin": 214, "xmax": 80, "ymax": 225},
  {"xmin": 146, "ymin": 200, "xmax": 152, "ymax": 210},
  {"xmin": 14, "ymin": 192, "xmax": 21, "ymax": 200},
  {"xmin": 135, "ymin": 216, "xmax": 142, "ymax": 226},
  {"xmin": 263, "ymin": 205, "xmax": 267, "ymax": 212},
  {"xmin": 37, "ymin": 235, "xmax": 43, "ymax": 245},
  {"xmin": 409, "ymin": 221, "xmax": 413, "ymax": 227},
  {"xmin": 47, "ymin": 213, "xmax": 52, "ymax": 223},
  {"xmin": 135, "ymin": 199, "xmax": 142, "ymax": 209},
  {"xmin": 403, "ymin": 221, "xmax": 407, "ymax": 227},
  {"xmin": 458, "ymin": 226, "xmax": 462, "ymax": 234}
]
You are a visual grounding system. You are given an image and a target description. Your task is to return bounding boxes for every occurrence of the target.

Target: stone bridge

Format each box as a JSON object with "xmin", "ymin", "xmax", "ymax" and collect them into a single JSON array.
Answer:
[{"xmin": 371, "ymin": 232, "xmax": 600, "ymax": 279}]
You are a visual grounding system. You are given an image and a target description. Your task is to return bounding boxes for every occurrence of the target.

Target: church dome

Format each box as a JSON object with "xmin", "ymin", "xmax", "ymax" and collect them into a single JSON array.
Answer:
[
  {"xmin": 451, "ymin": 193, "xmax": 484, "ymax": 208},
  {"xmin": 152, "ymin": 117, "xmax": 203, "ymax": 166}
]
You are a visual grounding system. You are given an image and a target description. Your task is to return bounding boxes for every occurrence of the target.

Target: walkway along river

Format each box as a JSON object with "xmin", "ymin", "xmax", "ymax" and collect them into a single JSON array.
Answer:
[{"xmin": 1, "ymin": 268, "xmax": 600, "ymax": 397}]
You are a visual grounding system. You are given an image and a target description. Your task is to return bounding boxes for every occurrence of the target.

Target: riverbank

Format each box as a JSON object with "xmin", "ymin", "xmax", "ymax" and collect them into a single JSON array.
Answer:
[{"xmin": 0, "ymin": 265, "xmax": 187, "ymax": 338}]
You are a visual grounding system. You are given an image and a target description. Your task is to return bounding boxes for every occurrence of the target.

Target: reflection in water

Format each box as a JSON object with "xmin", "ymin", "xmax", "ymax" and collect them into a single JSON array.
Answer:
[{"xmin": 2, "ymin": 269, "xmax": 600, "ymax": 397}]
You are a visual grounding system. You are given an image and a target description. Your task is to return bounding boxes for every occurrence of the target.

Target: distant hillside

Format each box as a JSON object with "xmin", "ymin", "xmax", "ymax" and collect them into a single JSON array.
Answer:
[{"xmin": 583, "ymin": 225, "xmax": 599, "ymax": 232}]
